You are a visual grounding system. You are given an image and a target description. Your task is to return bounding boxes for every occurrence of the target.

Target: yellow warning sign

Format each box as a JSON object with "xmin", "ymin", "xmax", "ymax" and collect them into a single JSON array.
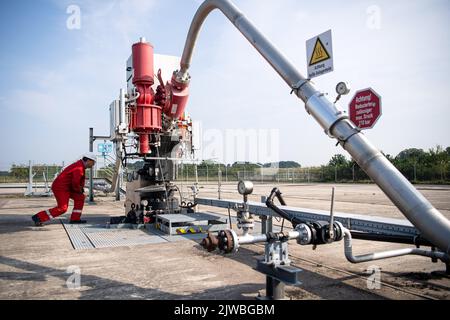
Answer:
[{"xmin": 309, "ymin": 38, "xmax": 330, "ymax": 66}]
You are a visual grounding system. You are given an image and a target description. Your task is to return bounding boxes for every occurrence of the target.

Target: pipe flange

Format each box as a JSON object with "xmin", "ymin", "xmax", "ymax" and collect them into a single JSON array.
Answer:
[
  {"xmin": 201, "ymin": 232, "xmax": 219, "ymax": 252},
  {"xmin": 229, "ymin": 229, "xmax": 239, "ymax": 253},
  {"xmin": 218, "ymin": 229, "xmax": 239, "ymax": 254},
  {"xmin": 224, "ymin": 230, "xmax": 234, "ymax": 253},
  {"xmin": 295, "ymin": 223, "xmax": 313, "ymax": 245},
  {"xmin": 333, "ymin": 221, "xmax": 344, "ymax": 241}
]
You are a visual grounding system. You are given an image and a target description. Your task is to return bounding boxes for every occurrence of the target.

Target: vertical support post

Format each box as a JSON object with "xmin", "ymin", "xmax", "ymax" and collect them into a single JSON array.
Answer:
[
  {"xmin": 261, "ymin": 167, "xmax": 263, "ymax": 184},
  {"xmin": 195, "ymin": 163, "xmax": 199, "ymax": 184},
  {"xmin": 271, "ymin": 279, "xmax": 285, "ymax": 300},
  {"xmin": 89, "ymin": 127, "xmax": 94, "ymax": 203},
  {"xmin": 267, "ymin": 212, "xmax": 273, "ymax": 233},
  {"xmin": 218, "ymin": 164, "xmax": 222, "ymax": 199},
  {"xmin": 115, "ymin": 167, "xmax": 121, "ymax": 201},
  {"xmin": 329, "ymin": 187, "xmax": 335, "ymax": 240},
  {"xmin": 261, "ymin": 196, "xmax": 267, "ymax": 233},
  {"xmin": 259, "ymin": 195, "xmax": 281, "ymax": 299},
  {"xmin": 26, "ymin": 160, "xmax": 33, "ymax": 195},
  {"xmin": 266, "ymin": 277, "xmax": 274, "ymax": 299}
]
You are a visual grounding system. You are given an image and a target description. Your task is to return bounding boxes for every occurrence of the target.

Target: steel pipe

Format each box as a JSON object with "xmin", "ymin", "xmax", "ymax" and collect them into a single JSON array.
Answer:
[
  {"xmin": 119, "ymin": 88, "xmax": 126, "ymax": 127},
  {"xmin": 237, "ymin": 230, "xmax": 300, "ymax": 246},
  {"xmin": 237, "ymin": 233, "xmax": 268, "ymax": 245},
  {"xmin": 178, "ymin": 0, "xmax": 450, "ymax": 253},
  {"xmin": 107, "ymin": 153, "xmax": 122, "ymax": 195},
  {"xmin": 343, "ymin": 228, "xmax": 449, "ymax": 264},
  {"xmin": 350, "ymin": 231, "xmax": 433, "ymax": 246}
]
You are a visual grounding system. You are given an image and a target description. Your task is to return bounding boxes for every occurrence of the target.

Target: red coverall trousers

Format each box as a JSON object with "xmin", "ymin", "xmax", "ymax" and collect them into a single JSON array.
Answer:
[{"xmin": 36, "ymin": 189, "xmax": 85, "ymax": 223}]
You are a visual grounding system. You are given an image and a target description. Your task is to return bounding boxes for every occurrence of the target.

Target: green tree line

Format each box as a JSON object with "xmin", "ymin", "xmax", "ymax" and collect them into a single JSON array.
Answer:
[{"xmin": 320, "ymin": 146, "xmax": 450, "ymax": 183}]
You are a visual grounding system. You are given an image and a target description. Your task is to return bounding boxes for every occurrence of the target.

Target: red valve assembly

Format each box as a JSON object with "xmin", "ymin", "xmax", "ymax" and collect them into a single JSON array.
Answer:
[{"xmin": 128, "ymin": 38, "xmax": 190, "ymax": 155}]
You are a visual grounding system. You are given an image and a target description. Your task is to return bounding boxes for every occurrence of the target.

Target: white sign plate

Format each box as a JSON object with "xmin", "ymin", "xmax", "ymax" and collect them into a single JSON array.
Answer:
[{"xmin": 306, "ymin": 29, "xmax": 333, "ymax": 78}]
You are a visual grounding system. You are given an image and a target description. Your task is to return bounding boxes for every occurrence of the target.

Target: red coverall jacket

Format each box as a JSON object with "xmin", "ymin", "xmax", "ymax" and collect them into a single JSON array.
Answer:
[
  {"xmin": 36, "ymin": 160, "xmax": 87, "ymax": 223},
  {"xmin": 52, "ymin": 160, "xmax": 86, "ymax": 193}
]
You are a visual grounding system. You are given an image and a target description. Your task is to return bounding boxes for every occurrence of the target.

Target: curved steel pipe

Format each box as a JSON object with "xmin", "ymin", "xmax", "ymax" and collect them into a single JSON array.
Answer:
[
  {"xmin": 178, "ymin": 0, "xmax": 450, "ymax": 253},
  {"xmin": 343, "ymin": 228, "xmax": 449, "ymax": 264}
]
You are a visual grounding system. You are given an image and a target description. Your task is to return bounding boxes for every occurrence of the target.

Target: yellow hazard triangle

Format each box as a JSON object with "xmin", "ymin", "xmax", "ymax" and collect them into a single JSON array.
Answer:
[{"xmin": 309, "ymin": 37, "xmax": 330, "ymax": 66}]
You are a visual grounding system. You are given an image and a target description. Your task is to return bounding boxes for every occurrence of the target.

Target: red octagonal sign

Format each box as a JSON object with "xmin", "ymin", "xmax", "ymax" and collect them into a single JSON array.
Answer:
[{"xmin": 348, "ymin": 88, "xmax": 382, "ymax": 129}]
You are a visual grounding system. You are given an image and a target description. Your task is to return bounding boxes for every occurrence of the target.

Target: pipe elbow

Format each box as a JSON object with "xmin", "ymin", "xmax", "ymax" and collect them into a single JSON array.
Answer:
[{"xmin": 343, "ymin": 229, "xmax": 359, "ymax": 263}]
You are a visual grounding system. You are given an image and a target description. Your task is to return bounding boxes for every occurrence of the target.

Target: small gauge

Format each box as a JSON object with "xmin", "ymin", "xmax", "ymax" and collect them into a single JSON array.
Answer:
[
  {"xmin": 141, "ymin": 199, "xmax": 149, "ymax": 206},
  {"xmin": 237, "ymin": 180, "xmax": 253, "ymax": 195},
  {"xmin": 336, "ymin": 82, "xmax": 350, "ymax": 95}
]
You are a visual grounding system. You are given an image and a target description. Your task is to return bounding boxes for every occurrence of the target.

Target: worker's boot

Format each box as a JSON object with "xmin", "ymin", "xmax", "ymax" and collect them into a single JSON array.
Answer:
[
  {"xmin": 32, "ymin": 214, "xmax": 43, "ymax": 227},
  {"xmin": 70, "ymin": 219, "xmax": 87, "ymax": 224}
]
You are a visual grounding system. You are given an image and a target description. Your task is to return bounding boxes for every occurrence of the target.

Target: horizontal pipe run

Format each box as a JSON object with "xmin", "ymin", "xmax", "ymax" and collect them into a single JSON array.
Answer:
[
  {"xmin": 343, "ymin": 228, "xmax": 449, "ymax": 264},
  {"xmin": 350, "ymin": 231, "xmax": 433, "ymax": 247},
  {"xmin": 264, "ymin": 194, "xmax": 434, "ymax": 247},
  {"xmin": 237, "ymin": 231, "xmax": 300, "ymax": 246},
  {"xmin": 237, "ymin": 233, "xmax": 268, "ymax": 245}
]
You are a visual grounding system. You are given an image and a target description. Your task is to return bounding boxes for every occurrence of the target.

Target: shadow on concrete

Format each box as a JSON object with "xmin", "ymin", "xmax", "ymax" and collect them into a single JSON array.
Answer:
[
  {"xmin": 0, "ymin": 205, "xmax": 52, "ymax": 210},
  {"xmin": 0, "ymin": 214, "xmax": 435, "ymax": 300},
  {"xmin": 381, "ymin": 270, "xmax": 450, "ymax": 292},
  {"xmin": 0, "ymin": 271, "xmax": 47, "ymax": 282},
  {"xmin": 0, "ymin": 255, "xmax": 263, "ymax": 300},
  {"xmin": 0, "ymin": 214, "xmax": 63, "ymax": 235},
  {"xmin": 0, "ymin": 214, "xmax": 113, "ymax": 235},
  {"xmin": 191, "ymin": 244, "xmax": 388, "ymax": 300}
]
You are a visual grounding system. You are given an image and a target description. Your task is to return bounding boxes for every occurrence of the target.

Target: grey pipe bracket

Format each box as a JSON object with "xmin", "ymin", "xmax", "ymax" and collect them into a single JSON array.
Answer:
[
  {"xmin": 325, "ymin": 113, "xmax": 350, "ymax": 139},
  {"xmin": 334, "ymin": 126, "xmax": 361, "ymax": 148},
  {"xmin": 290, "ymin": 79, "xmax": 311, "ymax": 95}
]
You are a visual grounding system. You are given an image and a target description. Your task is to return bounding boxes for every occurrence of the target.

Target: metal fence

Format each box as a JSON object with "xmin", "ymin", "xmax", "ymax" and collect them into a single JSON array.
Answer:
[
  {"xmin": 174, "ymin": 164, "xmax": 450, "ymax": 184},
  {"xmin": 2, "ymin": 162, "xmax": 449, "ymax": 185}
]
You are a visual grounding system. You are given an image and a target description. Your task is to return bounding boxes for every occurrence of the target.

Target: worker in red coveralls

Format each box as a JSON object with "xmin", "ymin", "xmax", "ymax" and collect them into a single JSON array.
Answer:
[{"xmin": 32, "ymin": 153, "xmax": 96, "ymax": 226}]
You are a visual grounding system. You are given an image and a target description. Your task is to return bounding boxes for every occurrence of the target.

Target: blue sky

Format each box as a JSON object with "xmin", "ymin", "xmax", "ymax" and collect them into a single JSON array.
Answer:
[{"xmin": 0, "ymin": 0, "xmax": 449, "ymax": 170}]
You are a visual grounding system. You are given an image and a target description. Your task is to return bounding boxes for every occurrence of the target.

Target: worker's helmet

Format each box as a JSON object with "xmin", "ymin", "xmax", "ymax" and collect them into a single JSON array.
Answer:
[{"xmin": 82, "ymin": 152, "xmax": 97, "ymax": 162}]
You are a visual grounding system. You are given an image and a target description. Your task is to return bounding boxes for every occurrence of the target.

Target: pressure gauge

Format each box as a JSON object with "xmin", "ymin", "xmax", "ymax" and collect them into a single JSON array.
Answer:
[
  {"xmin": 335, "ymin": 82, "xmax": 350, "ymax": 95},
  {"xmin": 237, "ymin": 180, "xmax": 253, "ymax": 195}
]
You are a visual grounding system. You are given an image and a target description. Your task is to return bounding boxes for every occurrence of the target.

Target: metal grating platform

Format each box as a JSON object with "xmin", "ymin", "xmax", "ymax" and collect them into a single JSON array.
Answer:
[
  {"xmin": 62, "ymin": 222, "xmax": 169, "ymax": 250},
  {"xmin": 61, "ymin": 214, "xmax": 219, "ymax": 250}
]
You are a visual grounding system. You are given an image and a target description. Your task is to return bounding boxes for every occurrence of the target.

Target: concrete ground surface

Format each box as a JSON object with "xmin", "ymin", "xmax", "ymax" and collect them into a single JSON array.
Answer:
[{"xmin": 0, "ymin": 182, "xmax": 449, "ymax": 300}]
